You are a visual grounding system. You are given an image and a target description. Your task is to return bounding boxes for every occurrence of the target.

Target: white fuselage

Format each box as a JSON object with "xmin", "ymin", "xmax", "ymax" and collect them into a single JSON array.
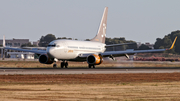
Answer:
[{"xmin": 46, "ymin": 39, "xmax": 106, "ymax": 60}]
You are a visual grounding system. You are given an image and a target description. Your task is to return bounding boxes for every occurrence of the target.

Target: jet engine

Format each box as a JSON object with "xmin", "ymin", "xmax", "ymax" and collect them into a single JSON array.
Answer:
[
  {"xmin": 87, "ymin": 54, "xmax": 103, "ymax": 65},
  {"xmin": 39, "ymin": 54, "xmax": 53, "ymax": 64}
]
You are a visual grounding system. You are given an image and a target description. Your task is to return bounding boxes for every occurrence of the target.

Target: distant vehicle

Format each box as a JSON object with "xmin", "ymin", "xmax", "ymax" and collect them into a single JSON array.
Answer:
[{"xmin": 3, "ymin": 7, "xmax": 177, "ymax": 68}]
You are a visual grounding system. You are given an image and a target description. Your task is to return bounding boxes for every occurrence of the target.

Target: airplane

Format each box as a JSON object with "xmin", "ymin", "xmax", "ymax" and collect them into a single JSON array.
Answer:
[{"xmin": 3, "ymin": 7, "xmax": 177, "ymax": 68}]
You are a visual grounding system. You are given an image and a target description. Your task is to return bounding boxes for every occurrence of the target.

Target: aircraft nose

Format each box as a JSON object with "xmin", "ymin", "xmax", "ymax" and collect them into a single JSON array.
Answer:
[{"xmin": 47, "ymin": 48, "xmax": 55, "ymax": 58}]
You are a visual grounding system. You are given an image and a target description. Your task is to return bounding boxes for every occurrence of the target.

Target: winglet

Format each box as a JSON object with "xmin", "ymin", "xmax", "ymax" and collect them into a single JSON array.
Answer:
[
  {"xmin": 167, "ymin": 36, "xmax": 177, "ymax": 50},
  {"xmin": 3, "ymin": 35, "xmax": 6, "ymax": 47}
]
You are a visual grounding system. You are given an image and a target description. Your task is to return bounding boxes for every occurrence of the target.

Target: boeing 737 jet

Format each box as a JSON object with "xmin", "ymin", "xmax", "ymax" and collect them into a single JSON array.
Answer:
[{"xmin": 3, "ymin": 7, "xmax": 177, "ymax": 68}]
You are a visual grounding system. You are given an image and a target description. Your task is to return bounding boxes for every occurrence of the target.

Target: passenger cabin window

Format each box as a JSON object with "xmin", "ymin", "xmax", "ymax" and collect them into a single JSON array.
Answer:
[{"xmin": 68, "ymin": 46, "xmax": 78, "ymax": 49}]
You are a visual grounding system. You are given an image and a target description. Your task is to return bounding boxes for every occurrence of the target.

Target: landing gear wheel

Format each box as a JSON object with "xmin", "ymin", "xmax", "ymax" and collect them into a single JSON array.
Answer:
[
  {"xmin": 89, "ymin": 64, "xmax": 95, "ymax": 68},
  {"xmin": 53, "ymin": 64, "xmax": 57, "ymax": 68},
  {"xmin": 89, "ymin": 64, "xmax": 91, "ymax": 68},
  {"xmin": 61, "ymin": 62, "xmax": 65, "ymax": 68},
  {"xmin": 65, "ymin": 62, "xmax": 68, "ymax": 68}
]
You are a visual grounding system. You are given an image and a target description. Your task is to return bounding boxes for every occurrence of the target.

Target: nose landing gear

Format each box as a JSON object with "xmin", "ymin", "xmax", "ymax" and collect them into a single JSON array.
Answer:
[
  {"xmin": 53, "ymin": 63, "xmax": 57, "ymax": 68},
  {"xmin": 53, "ymin": 61, "xmax": 57, "ymax": 68},
  {"xmin": 53, "ymin": 58, "xmax": 58, "ymax": 68},
  {"xmin": 52, "ymin": 61, "xmax": 68, "ymax": 68}
]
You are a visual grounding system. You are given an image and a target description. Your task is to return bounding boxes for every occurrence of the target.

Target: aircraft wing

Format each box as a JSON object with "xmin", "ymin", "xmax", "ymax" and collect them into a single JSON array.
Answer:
[
  {"xmin": 102, "ymin": 36, "xmax": 177, "ymax": 57},
  {"xmin": 100, "ymin": 49, "xmax": 166, "ymax": 57},
  {"xmin": 79, "ymin": 36, "xmax": 177, "ymax": 58},
  {"xmin": 78, "ymin": 48, "xmax": 166, "ymax": 58},
  {"xmin": 2, "ymin": 35, "xmax": 46, "ymax": 54},
  {"xmin": 105, "ymin": 42, "xmax": 136, "ymax": 47},
  {"xmin": 4, "ymin": 47, "xmax": 47, "ymax": 54},
  {"xmin": 21, "ymin": 47, "xmax": 46, "ymax": 50}
]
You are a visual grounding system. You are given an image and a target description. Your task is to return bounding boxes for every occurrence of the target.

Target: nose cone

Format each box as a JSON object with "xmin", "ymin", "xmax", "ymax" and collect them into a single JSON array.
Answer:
[{"xmin": 47, "ymin": 47, "xmax": 55, "ymax": 58}]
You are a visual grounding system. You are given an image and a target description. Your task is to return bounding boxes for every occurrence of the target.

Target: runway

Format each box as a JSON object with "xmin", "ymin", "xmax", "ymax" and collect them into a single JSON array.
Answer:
[{"xmin": 0, "ymin": 67, "xmax": 180, "ymax": 75}]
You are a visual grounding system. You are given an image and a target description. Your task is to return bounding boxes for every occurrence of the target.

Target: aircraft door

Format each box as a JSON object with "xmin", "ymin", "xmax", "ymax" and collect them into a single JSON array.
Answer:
[{"xmin": 62, "ymin": 42, "xmax": 68, "ymax": 53}]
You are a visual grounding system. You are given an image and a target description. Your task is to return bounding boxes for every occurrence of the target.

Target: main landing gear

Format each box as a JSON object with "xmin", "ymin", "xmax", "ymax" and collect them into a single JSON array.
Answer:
[
  {"xmin": 89, "ymin": 64, "xmax": 95, "ymax": 68},
  {"xmin": 61, "ymin": 61, "xmax": 68, "ymax": 68}
]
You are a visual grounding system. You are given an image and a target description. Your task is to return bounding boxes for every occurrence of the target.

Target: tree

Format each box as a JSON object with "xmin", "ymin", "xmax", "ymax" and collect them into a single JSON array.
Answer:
[
  {"xmin": 138, "ymin": 44, "xmax": 151, "ymax": 50},
  {"xmin": 21, "ymin": 42, "xmax": 36, "ymax": 47},
  {"xmin": 105, "ymin": 37, "xmax": 137, "ymax": 51},
  {"xmin": 38, "ymin": 34, "xmax": 56, "ymax": 47},
  {"xmin": 154, "ymin": 38, "xmax": 163, "ymax": 49},
  {"xmin": 154, "ymin": 30, "xmax": 180, "ymax": 54},
  {"xmin": 57, "ymin": 37, "xmax": 73, "ymax": 40},
  {"xmin": 85, "ymin": 39, "xmax": 90, "ymax": 41}
]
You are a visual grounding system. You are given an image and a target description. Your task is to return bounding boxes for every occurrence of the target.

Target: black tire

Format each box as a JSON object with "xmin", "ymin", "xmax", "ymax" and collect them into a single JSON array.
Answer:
[
  {"xmin": 65, "ymin": 62, "xmax": 68, "ymax": 68},
  {"xmin": 89, "ymin": 64, "xmax": 91, "ymax": 68},
  {"xmin": 53, "ymin": 64, "xmax": 57, "ymax": 68},
  {"xmin": 61, "ymin": 62, "xmax": 64, "ymax": 68}
]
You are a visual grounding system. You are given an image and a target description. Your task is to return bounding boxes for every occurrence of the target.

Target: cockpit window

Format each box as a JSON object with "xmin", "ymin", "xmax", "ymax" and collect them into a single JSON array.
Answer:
[
  {"xmin": 47, "ymin": 44, "xmax": 56, "ymax": 47},
  {"xmin": 47, "ymin": 44, "xmax": 60, "ymax": 47}
]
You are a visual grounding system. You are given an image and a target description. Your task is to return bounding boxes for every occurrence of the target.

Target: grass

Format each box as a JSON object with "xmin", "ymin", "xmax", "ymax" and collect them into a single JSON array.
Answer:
[
  {"xmin": 0, "ymin": 73, "xmax": 180, "ymax": 100},
  {"xmin": 0, "ymin": 82, "xmax": 180, "ymax": 101}
]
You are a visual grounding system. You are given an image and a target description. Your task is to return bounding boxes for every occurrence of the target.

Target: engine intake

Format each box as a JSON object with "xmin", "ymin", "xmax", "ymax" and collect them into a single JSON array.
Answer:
[
  {"xmin": 39, "ymin": 54, "xmax": 53, "ymax": 64},
  {"xmin": 87, "ymin": 54, "xmax": 103, "ymax": 65}
]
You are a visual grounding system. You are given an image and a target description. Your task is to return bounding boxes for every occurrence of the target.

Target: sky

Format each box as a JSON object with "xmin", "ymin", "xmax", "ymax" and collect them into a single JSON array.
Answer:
[{"xmin": 0, "ymin": 0, "xmax": 180, "ymax": 43}]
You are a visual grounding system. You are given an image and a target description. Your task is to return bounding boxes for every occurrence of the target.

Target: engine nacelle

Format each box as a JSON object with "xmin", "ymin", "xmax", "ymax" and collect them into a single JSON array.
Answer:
[
  {"xmin": 87, "ymin": 54, "xmax": 103, "ymax": 65},
  {"xmin": 39, "ymin": 54, "xmax": 53, "ymax": 64}
]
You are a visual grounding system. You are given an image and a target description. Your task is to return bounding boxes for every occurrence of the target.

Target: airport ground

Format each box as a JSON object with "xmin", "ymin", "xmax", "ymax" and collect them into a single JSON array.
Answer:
[
  {"xmin": 1, "ymin": 73, "xmax": 180, "ymax": 100},
  {"xmin": 1, "ymin": 59, "xmax": 180, "ymax": 100},
  {"xmin": 1, "ymin": 59, "xmax": 180, "ymax": 68}
]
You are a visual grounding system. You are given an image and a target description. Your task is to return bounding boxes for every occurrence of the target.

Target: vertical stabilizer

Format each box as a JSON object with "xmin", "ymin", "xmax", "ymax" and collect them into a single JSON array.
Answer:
[
  {"xmin": 91, "ymin": 7, "xmax": 108, "ymax": 43},
  {"xmin": 3, "ymin": 35, "xmax": 6, "ymax": 47}
]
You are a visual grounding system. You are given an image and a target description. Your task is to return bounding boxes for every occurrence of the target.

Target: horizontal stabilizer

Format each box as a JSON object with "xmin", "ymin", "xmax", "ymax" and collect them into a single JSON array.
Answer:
[{"xmin": 4, "ymin": 47, "xmax": 46, "ymax": 54}]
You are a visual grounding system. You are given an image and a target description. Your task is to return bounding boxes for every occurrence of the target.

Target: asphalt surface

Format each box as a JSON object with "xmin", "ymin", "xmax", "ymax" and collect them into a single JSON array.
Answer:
[{"xmin": 0, "ymin": 67, "xmax": 180, "ymax": 75}]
